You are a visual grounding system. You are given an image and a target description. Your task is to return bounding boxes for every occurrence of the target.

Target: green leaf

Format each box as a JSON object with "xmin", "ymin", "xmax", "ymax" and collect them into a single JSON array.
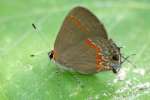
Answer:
[{"xmin": 0, "ymin": 0, "xmax": 150, "ymax": 100}]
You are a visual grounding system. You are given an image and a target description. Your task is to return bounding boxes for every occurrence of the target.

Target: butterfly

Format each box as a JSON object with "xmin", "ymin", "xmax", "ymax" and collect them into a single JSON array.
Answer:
[{"xmin": 49, "ymin": 6, "xmax": 121, "ymax": 74}]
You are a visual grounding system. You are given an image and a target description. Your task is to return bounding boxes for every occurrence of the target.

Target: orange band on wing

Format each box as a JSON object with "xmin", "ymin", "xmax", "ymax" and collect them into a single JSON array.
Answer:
[
  {"xmin": 69, "ymin": 15, "xmax": 90, "ymax": 34},
  {"xmin": 85, "ymin": 39, "xmax": 97, "ymax": 49},
  {"xmin": 70, "ymin": 15, "xmax": 81, "ymax": 27},
  {"xmin": 85, "ymin": 39, "xmax": 105, "ymax": 71}
]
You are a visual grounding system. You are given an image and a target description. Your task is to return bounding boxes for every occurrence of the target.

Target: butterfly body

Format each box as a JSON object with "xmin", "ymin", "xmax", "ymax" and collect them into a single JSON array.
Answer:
[{"xmin": 49, "ymin": 6, "xmax": 121, "ymax": 74}]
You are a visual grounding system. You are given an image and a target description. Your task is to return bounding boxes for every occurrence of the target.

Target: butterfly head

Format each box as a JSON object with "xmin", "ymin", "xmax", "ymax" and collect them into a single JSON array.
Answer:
[
  {"xmin": 101, "ymin": 39, "xmax": 121, "ymax": 73},
  {"xmin": 108, "ymin": 39, "xmax": 121, "ymax": 73}
]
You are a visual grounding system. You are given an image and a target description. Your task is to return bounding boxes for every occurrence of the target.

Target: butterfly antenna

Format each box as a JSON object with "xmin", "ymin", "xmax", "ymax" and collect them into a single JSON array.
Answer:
[
  {"xmin": 30, "ymin": 23, "xmax": 50, "ymax": 57},
  {"xmin": 32, "ymin": 23, "xmax": 49, "ymax": 46},
  {"xmin": 121, "ymin": 54, "xmax": 137, "ymax": 68}
]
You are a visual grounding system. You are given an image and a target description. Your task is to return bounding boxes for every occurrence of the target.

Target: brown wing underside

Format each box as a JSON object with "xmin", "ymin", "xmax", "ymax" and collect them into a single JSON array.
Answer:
[
  {"xmin": 55, "ymin": 39, "xmax": 97, "ymax": 74},
  {"xmin": 53, "ymin": 7, "xmax": 109, "ymax": 74},
  {"xmin": 54, "ymin": 7, "xmax": 108, "ymax": 56},
  {"xmin": 55, "ymin": 37, "xmax": 112, "ymax": 74}
]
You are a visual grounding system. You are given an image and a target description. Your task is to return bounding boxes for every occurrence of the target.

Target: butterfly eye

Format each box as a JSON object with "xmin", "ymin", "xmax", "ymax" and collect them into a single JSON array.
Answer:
[{"xmin": 112, "ymin": 55, "xmax": 119, "ymax": 61}]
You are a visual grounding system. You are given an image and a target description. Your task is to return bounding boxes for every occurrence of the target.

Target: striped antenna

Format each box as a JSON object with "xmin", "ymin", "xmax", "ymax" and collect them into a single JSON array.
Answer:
[
  {"xmin": 30, "ymin": 23, "xmax": 50, "ymax": 57},
  {"xmin": 121, "ymin": 54, "xmax": 137, "ymax": 68},
  {"xmin": 32, "ymin": 23, "xmax": 49, "ymax": 46}
]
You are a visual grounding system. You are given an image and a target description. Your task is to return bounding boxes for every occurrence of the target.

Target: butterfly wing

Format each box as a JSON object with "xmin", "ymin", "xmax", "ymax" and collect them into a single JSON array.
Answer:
[
  {"xmin": 57, "ymin": 39, "xmax": 96, "ymax": 74},
  {"xmin": 56, "ymin": 37, "xmax": 111, "ymax": 74},
  {"xmin": 54, "ymin": 7, "xmax": 108, "ymax": 56},
  {"xmin": 53, "ymin": 7, "xmax": 110, "ymax": 74}
]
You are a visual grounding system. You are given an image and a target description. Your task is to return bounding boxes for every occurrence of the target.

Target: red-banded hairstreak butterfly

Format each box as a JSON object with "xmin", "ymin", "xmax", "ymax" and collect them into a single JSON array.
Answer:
[{"xmin": 49, "ymin": 6, "xmax": 121, "ymax": 74}]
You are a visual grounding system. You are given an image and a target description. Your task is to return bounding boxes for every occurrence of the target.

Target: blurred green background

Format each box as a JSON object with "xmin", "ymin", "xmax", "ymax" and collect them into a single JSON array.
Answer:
[{"xmin": 0, "ymin": 0, "xmax": 150, "ymax": 100}]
